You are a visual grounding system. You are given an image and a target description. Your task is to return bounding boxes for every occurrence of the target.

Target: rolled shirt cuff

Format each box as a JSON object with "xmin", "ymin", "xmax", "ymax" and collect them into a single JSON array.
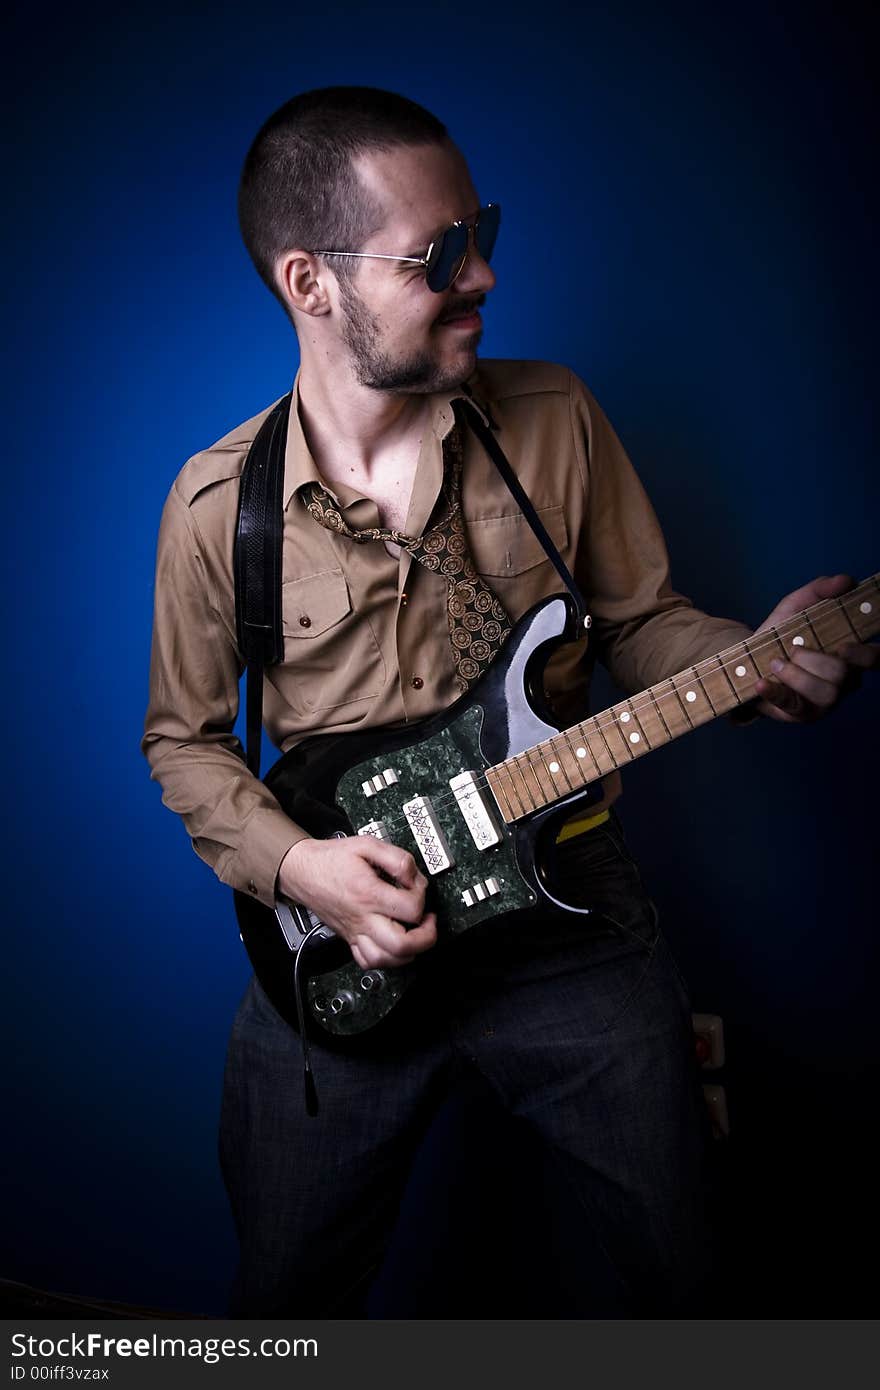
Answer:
[{"xmin": 231, "ymin": 805, "xmax": 311, "ymax": 907}]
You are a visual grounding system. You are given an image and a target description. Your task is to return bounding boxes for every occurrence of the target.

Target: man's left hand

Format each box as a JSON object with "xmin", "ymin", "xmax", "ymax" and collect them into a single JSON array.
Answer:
[{"xmin": 752, "ymin": 574, "xmax": 878, "ymax": 723}]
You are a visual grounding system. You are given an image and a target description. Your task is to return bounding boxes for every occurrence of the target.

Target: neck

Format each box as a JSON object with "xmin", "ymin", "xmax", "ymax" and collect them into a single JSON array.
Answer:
[
  {"xmin": 297, "ymin": 357, "xmax": 431, "ymax": 483},
  {"xmin": 485, "ymin": 575, "xmax": 880, "ymax": 823}
]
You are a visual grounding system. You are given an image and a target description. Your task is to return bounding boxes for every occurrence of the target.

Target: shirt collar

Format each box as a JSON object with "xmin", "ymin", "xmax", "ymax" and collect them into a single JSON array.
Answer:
[{"xmin": 282, "ymin": 366, "xmax": 494, "ymax": 510}]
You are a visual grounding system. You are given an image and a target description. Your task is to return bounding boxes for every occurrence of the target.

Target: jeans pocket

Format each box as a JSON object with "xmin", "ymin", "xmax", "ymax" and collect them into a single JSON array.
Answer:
[{"xmin": 550, "ymin": 822, "xmax": 660, "ymax": 950}]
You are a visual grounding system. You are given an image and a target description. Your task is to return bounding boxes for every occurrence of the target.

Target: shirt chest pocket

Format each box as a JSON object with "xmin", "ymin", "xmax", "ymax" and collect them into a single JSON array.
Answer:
[
  {"xmin": 465, "ymin": 507, "xmax": 569, "ymax": 614},
  {"xmin": 280, "ymin": 568, "xmax": 386, "ymax": 715}
]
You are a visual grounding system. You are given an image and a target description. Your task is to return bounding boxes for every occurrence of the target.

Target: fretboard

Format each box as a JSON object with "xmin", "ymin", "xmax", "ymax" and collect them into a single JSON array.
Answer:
[{"xmin": 485, "ymin": 574, "xmax": 879, "ymax": 822}]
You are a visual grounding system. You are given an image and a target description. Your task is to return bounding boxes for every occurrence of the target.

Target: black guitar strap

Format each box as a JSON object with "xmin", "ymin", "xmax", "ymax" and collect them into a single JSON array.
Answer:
[
  {"xmin": 234, "ymin": 385, "xmax": 588, "ymax": 775},
  {"xmin": 234, "ymin": 392, "xmax": 291, "ymax": 776},
  {"xmin": 454, "ymin": 392, "xmax": 588, "ymax": 623}
]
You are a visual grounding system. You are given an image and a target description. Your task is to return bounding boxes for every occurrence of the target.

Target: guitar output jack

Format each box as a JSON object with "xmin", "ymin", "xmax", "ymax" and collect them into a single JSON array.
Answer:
[{"xmin": 329, "ymin": 991, "xmax": 356, "ymax": 1015}]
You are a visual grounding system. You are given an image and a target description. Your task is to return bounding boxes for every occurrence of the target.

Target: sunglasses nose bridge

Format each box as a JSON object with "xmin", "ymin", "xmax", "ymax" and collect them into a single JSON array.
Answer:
[{"xmin": 450, "ymin": 221, "xmax": 495, "ymax": 291}]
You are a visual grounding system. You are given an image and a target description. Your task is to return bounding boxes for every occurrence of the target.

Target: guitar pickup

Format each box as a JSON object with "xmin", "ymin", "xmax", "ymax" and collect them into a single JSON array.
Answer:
[
  {"xmin": 361, "ymin": 769, "xmax": 399, "ymax": 798},
  {"xmin": 357, "ymin": 820, "xmax": 389, "ymax": 840},
  {"xmin": 461, "ymin": 876, "xmax": 502, "ymax": 908},
  {"xmin": 449, "ymin": 771, "xmax": 501, "ymax": 850},
  {"xmin": 402, "ymin": 796, "xmax": 453, "ymax": 875}
]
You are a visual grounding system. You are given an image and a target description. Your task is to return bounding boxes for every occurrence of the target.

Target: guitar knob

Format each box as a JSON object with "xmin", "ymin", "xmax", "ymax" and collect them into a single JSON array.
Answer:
[{"xmin": 329, "ymin": 991, "xmax": 356, "ymax": 1015}]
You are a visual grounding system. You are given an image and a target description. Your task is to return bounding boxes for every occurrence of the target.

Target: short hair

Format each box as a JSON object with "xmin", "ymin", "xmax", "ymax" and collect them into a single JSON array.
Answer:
[{"xmin": 238, "ymin": 86, "xmax": 448, "ymax": 308}]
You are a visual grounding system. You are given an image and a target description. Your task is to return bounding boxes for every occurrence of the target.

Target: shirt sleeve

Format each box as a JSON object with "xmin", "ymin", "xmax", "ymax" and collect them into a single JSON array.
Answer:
[
  {"xmin": 569, "ymin": 373, "xmax": 756, "ymax": 696},
  {"xmin": 141, "ymin": 485, "xmax": 308, "ymax": 906}
]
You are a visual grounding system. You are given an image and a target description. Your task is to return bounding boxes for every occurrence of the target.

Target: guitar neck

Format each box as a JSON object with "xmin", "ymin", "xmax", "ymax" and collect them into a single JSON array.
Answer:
[{"xmin": 486, "ymin": 574, "xmax": 879, "ymax": 822}]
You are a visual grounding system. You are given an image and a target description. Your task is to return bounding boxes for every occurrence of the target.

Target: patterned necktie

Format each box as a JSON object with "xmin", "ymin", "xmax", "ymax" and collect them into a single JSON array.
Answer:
[{"xmin": 301, "ymin": 423, "xmax": 512, "ymax": 692}]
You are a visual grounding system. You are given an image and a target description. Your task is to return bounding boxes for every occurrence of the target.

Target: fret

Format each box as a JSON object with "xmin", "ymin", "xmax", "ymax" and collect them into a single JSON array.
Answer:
[
  {"xmin": 800, "ymin": 603, "xmax": 851, "ymax": 652},
  {"xmin": 486, "ymin": 572, "xmax": 878, "ymax": 824},
  {"xmin": 652, "ymin": 678, "xmax": 693, "ymax": 735},
  {"xmin": 612, "ymin": 698, "xmax": 655, "ymax": 752},
  {"xmin": 801, "ymin": 612, "xmax": 820, "ymax": 649},
  {"xmin": 560, "ymin": 728, "xmax": 594, "ymax": 786},
  {"xmin": 485, "ymin": 765, "xmax": 517, "ymax": 822},
  {"xmin": 841, "ymin": 582, "xmax": 878, "ymax": 640},
  {"xmin": 693, "ymin": 662, "xmax": 724, "ymax": 715},
  {"xmin": 571, "ymin": 723, "xmax": 609, "ymax": 779},
  {"xmin": 713, "ymin": 654, "xmax": 739, "ymax": 704},
  {"xmin": 834, "ymin": 597, "xmax": 861, "ymax": 642},
  {"xmin": 519, "ymin": 750, "xmax": 549, "ymax": 805},
  {"xmin": 598, "ymin": 713, "xmax": 634, "ymax": 763},
  {"xmin": 509, "ymin": 757, "xmax": 538, "ymax": 814},
  {"xmin": 498, "ymin": 762, "xmax": 527, "ymax": 820},
  {"xmin": 744, "ymin": 631, "xmax": 784, "ymax": 680},
  {"xmin": 723, "ymin": 641, "xmax": 761, "ymax": 700},
  {"xmin": 776, "ymin": 617, "xmax": 815, "ymax": 655},
  {"xmin": 550, "ymin": 731, "xmax": 589, "ymax": 790},
  {"xmin": 649, "ymin": 687, "xmax": 674, "ymax": 742},
  {"xmin": 591, "ymin": 716, "xmax": 623, "ymax": 770},
  {"xmin": 670, "ymin": 670, "xmax": 715, "ymax": 726},
  {"xmin": 543, "ymin": 735, "xmax": 577, "ymax": 793}
]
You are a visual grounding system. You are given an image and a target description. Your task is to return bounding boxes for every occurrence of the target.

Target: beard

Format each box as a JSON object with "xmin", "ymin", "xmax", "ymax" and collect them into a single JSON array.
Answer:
[{"xmin": 337, "ymin": 276, "xmax": 483, "ymax": 393}]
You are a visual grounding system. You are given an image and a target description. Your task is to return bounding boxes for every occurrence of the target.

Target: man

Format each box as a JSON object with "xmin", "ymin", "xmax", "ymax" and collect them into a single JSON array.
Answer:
[{"xmin": 142, "ymin": 87, "xmax": 875, "ymax": 1316}]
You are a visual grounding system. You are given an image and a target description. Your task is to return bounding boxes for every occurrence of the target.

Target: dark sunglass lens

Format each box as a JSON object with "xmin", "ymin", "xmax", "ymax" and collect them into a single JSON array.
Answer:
[
  {"xmin": 475, "ymin": 204, "xmax": 501, "ymax": 264},
  {"xmin": 426, "ymin": 222, "xmax": 469, "ymax": 292}
]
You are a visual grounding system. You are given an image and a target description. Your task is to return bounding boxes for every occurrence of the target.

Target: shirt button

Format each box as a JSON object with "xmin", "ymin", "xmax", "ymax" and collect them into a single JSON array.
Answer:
[
  {"xmin": 299, "ymin": 615, "xmax": 311, "ymax": 628},
  {"xmin": 247, "ymin": 880, "xmax": 258, "ymax": 896},
  {"xmin": 411, "ymin": 675, "xmax": 424, "ymax": 689},
  {"xmin": 400, "ymin": 593, "xmax": 408, "ymax": 608}
]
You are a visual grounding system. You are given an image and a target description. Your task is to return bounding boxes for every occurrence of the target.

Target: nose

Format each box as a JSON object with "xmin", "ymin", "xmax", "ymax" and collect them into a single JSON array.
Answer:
[{"xmin": 452, "ymin": 228, "xmax": 496, "ymax": 294}]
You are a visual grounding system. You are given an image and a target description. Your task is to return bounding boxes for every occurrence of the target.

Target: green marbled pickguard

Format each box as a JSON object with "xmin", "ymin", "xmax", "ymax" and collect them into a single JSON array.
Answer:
[
  {"xmin": 336, "ymin": 704, "xmax": 536, "ymax": 936},
  {"xmin": 306, "ymin": 958, "xmax": 415, "ymax": 1037}
]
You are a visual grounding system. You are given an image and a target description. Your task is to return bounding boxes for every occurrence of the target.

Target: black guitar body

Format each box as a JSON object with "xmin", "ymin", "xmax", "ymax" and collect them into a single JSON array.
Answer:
[{"xmin": 233, "ymin": 593, "xmax": 603, "ymax": 1046}]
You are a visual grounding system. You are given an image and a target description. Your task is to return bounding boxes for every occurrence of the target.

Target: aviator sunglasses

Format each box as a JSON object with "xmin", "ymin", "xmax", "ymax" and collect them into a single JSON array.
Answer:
[{"xmin": 314, "ymin": 203, "xmax": 501, "ymax": 293}]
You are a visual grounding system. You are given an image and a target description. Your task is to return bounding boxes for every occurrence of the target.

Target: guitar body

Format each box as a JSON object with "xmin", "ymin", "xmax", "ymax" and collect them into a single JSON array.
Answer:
[
  {"xmin": 232, "ymin": 568, "xmax": 880, "ymax": 1045},
  {"xmin": 233, "ymin": 593, "xmax": 603, "ymax": 1046}
]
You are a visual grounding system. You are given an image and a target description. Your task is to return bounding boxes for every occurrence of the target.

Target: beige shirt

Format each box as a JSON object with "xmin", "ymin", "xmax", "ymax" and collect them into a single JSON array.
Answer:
[{"xmin": 142, "ymin": 360, "xmax": 752, "ymax": 905}]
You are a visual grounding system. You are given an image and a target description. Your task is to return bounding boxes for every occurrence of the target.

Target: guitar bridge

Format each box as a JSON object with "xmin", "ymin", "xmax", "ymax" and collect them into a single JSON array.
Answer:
[{"xmin": 402, "ymin": 796, "xmax": 454, "ymax": 875}]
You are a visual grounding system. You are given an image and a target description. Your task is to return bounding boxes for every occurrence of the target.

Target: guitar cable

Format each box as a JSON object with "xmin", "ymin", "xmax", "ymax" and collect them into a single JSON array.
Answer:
[{"xmin": 293, "ymin": 924, "xmax": 326, "ymax": 1117}]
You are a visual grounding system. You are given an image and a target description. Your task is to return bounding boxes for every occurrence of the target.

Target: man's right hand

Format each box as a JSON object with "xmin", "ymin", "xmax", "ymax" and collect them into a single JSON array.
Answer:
[{"xmin": 276, "ymin": 837, "xmax": 438, "ymax": 971}]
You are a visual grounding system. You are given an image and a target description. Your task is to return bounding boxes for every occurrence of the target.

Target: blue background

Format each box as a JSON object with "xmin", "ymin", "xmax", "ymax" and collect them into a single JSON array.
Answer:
[{"xmin": 4, "ymin": 0, "xmax": 876, "ymax": 1315}]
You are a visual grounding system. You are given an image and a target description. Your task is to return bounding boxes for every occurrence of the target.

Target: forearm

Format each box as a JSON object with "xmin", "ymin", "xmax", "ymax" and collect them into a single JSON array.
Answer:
[
  {"xmin": 595, "ymin": 603, "xmax": 754, "ymax": 696},
  {"xmin": 571, "ymin": 374, "xmax": 753, "ymax": 695},
  {"xmin": 143, "ymin": 730, "xmax": 308, "ymax": 904}
]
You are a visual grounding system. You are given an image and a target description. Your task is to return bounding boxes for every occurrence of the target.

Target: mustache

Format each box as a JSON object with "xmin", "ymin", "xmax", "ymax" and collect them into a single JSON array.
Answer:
[{"xmin": 437, "ymin": 295, "xmax": 486, "ymax": 323}]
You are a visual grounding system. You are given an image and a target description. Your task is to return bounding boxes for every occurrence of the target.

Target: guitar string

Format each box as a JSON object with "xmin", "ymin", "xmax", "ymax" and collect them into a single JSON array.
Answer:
[
  {"xmin": 353, "ymin": 589, "xmax": 876, "ymax": 839},
  {"xmin": 342, "ymin": 590, "xmax": 875, "ymax": 845}
]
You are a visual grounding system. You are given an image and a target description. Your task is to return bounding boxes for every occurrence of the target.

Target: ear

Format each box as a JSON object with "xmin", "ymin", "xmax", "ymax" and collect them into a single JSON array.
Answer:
[{"xmin": 276, "ymin": 251, "xmax": 333, "ymax": 317}]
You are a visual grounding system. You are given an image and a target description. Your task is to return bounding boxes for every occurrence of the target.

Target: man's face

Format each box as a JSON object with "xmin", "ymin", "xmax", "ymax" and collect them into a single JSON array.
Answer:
[{"xmin": 332, "ymin": 141, "xmax": 496, "ymax": 393}]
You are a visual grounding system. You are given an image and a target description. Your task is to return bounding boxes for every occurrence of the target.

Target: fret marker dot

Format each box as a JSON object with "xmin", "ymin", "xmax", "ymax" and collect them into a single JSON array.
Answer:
[
  {"xmin": 735, "ymin": 665, "xmax": 747, "ymax": 677},
  {"xmin": 686, "ymin": 690, "xmax": 697, "ymax": 702},
  {"xmin": 548, "ymin": 761, "xmax": 560, "ymax": 774},
  {"xmin": 792, "ymin": 635, "xmax": 805, "ymax": 647},
  {"xmin": 576, "ymin": 747, "xmax": 587, "ymax": 759},
  {"xmin": 629, "ymin": 732, "xmax": 640, "ymax": 744},
  {"xmin": 860, "ymin": 601, "xmax": 872, "ymax": 614},
  {"xmin": 620, "ymin": 711, "xmax": 631, "ymax": 723}
]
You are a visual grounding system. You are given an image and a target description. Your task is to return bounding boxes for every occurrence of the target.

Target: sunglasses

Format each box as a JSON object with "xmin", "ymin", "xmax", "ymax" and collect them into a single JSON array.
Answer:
[{"xmin": 314, "ymin": 203, "xmax": 501, "ymax": 293}]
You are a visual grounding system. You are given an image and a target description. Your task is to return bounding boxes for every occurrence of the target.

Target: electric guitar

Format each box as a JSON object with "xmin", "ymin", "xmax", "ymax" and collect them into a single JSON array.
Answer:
[{"xmin": 234, "ymin": 576, "xmax": 878, "ymax": 1045}]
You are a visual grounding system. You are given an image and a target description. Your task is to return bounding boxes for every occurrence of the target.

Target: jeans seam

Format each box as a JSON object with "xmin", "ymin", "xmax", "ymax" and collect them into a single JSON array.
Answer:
[{"xmin": 596, "ymin": 926, "xmax": 661, "ymax": 1037}]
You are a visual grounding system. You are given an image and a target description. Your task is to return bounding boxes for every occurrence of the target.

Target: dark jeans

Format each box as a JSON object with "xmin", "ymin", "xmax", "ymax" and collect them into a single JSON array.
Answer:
[{"xmin": 219, "ymin": 812, "xmax": 713, "ymax": 1317}]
